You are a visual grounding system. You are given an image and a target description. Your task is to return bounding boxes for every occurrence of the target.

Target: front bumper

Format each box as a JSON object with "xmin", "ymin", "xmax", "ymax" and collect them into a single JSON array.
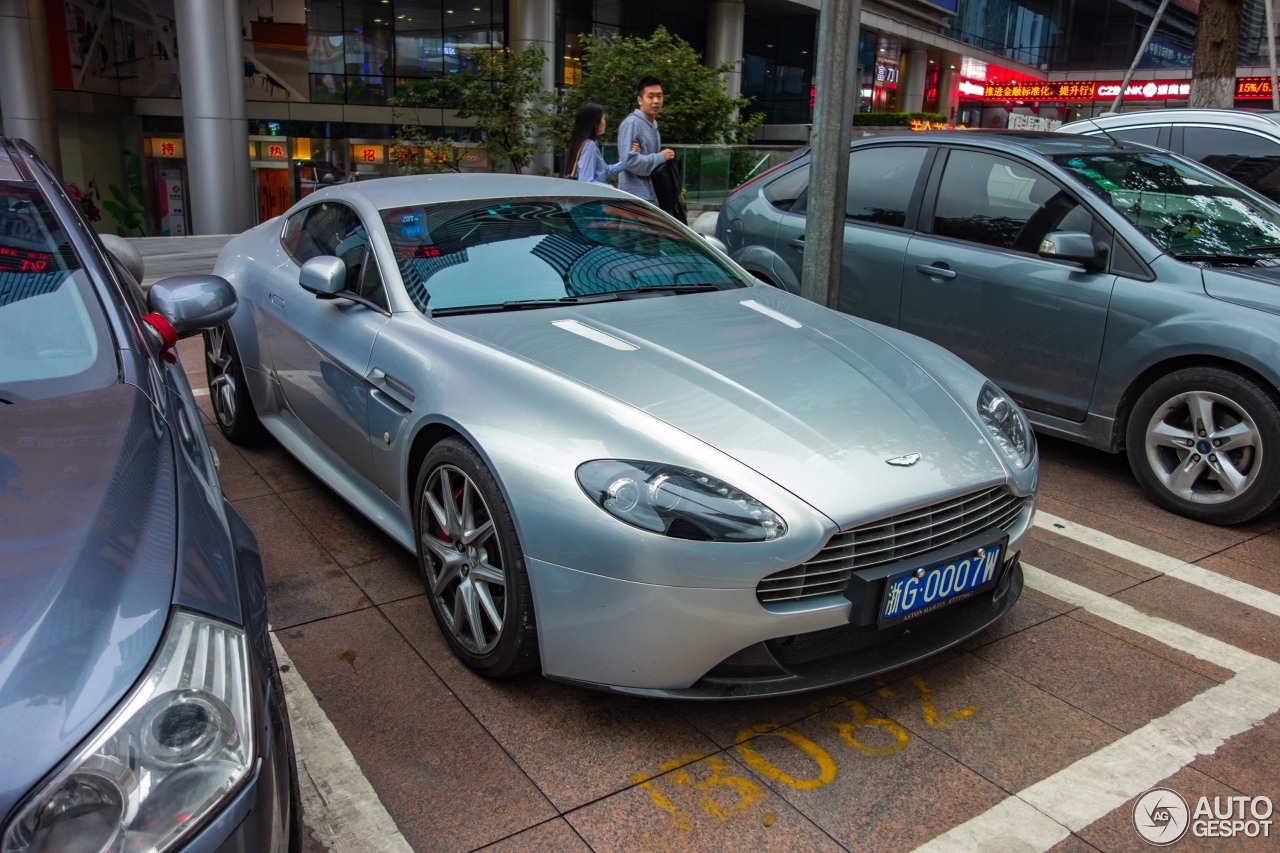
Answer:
[{"xmin": 527, "ymin": 549, "xmax": 1023, "ymax": 699}]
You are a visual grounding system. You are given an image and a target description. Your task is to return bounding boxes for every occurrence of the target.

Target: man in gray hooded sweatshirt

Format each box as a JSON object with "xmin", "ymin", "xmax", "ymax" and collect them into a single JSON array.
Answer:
[{"xmin": 617, "ymin": 76, "xmax": 675, "ymax": 203}]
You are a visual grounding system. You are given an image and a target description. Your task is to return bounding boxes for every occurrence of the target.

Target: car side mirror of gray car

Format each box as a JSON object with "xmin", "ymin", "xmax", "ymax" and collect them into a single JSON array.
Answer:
[
  {"xmin": 1038, "ymin": 231, "xmax": 1108, "ymax": 272},
  {"xmin": 299, "ymin": 256, "xmax": 346, "ymax": 298},
  {"xmin": 148, "ymin": 274, "xmax": 238, "ymax": 337}
]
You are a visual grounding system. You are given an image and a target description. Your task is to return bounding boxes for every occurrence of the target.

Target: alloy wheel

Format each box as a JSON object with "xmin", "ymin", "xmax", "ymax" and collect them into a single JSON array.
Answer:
[
  {"xmin": 419, "ymin": 463, "xmax": 507, "ymax": 655},
  {"xmin": 205, "ymin": 326, "xmax": 238, "ymax": 431},
  {"xmin": 1143, "ymin": 389, "xmax": 1262, "ymax": 506}
]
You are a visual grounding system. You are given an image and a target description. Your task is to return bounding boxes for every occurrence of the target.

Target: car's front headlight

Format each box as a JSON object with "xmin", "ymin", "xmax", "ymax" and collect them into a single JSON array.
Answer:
[
  {"xmin": 978, "ymin": 382, "xmax": 1034, "ymax": 469},
  {"xmin": 577, "ymin": 460, "xmax": 787, "ymax": 541},
  {"xmin": 2, "ymin": 610, "xmax": 254, "ymax": 853}
]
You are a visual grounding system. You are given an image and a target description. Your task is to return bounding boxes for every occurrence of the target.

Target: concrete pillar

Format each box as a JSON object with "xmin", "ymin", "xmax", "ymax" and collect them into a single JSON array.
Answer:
[
  {"xmin": 508, "ymin": 0, "xmax": 555, "ymax": 173},
  {"xmin": 706, "ymin": 0, "xmax": 746, "ymax": 100},
  {"xmin": 175, "ymin": 0, "xmax": 253, "ymax": 234},
  {"xmin": 224, "ymin": 0, "xmax": 254, "ymax": 226},
  {"xmin": 900, "ymin": 48, "xmax": 928, "ymax": 113},
  {"xmin": 0, "ymin": 0, "xmax": 62, "ymax": 172},
  {"xmin": 934, "ymin": 65, "xmax": 958, "ymax": 121}
]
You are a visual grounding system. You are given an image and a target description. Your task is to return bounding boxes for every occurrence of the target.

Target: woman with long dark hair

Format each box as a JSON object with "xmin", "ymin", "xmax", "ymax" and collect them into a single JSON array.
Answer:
[{"xmin": 565, "ymin": 101, "xmax": 635, "ymax": 183}]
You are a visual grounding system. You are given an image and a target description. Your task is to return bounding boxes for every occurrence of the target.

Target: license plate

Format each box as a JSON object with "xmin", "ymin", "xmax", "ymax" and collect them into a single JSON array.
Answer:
[{"xmin": 878, "ymin": 543, "xmax": 1004, "ymax": 627}]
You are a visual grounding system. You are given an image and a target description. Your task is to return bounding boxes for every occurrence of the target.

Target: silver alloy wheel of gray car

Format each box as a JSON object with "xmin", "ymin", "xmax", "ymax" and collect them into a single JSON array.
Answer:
[
  {"xmin": 419, "ymin": 462, "xmax": 508, "ymax": 655},
  {"xmin": 204, "ymin": 326, "xmax": 265, "ymax": 444},
  {"xmin": 1141, "ymin": 389, "xmax": 1262, "ymax": 506},
  {"xmin": 205, "ymin": 326, "xmax": 238, "ymax": 431},
  {"xmin": 1127, "ymin": 365, "xmax": 1280, "ymax": 524}
]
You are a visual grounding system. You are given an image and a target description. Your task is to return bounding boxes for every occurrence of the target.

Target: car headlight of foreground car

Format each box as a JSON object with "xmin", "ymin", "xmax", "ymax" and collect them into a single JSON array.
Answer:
[
  {"xmin": 2, "ymin": 611, "xmax": 254, "ymax": 853},
  {"xmin": 978, "ymin": 382, "xmax": 1034, "ymax": 469},
  {"xmin": 577, "ymin": 460, "xmax": 787, "ymax": 541}
]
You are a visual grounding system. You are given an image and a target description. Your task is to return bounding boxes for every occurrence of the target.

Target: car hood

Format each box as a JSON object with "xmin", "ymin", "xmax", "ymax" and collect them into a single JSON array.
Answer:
[
  {"xmin": 1202, "ymin": 265, "xmax": 1280, "ymax": 315},
  {"xmin": 438, "ymin": 288, "xmax": 1010, "ymax": 522},
  {"xmin": 0, "ymin": 384, "xmax": 174, "ymax": 821}
]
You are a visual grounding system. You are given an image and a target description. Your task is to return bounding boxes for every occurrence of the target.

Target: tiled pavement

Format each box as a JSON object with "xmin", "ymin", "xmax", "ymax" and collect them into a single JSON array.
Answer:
[{"xmin": 150, "ymin": 237, "xmax": 1280, "ymax": 851}]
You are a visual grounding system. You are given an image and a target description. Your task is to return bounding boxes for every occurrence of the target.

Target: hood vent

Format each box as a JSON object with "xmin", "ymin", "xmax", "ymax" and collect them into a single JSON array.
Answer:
[{"xmin": 551, "ymin": 319, "xmax": 638, "ymax": 351}]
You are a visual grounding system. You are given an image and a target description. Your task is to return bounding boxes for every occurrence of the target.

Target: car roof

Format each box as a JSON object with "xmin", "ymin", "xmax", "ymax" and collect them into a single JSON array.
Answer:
[
  {"xmin": 852, "ymin": 129, "xmax": 1131, "ymax": 157},
  {"xmin": 1059, "ymin": 108, "xmax": 1280, "ymax": 133},
  {"xmin": 303, "ymin": 172, "xmax": 634, "ymax": 210}
]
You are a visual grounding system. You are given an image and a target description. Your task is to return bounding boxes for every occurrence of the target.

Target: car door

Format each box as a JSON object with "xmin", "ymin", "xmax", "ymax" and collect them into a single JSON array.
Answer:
[
  {"xmin": 900, "ymin": 147, "xmax": 1117, "ymax": 422},
  {"xmin": 772, "ymin": 144, "xmax": 932, "ymax": 327},
  {"xmin": 264, "ymin": 200, "xmax": 390, "ymax": 482}
]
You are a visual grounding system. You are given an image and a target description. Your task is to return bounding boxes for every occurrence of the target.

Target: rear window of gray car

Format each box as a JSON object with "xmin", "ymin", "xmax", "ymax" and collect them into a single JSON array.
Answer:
[
  {"xmin": 763, "ymin": 164, "xmax": 810, "ymax": 211},
  {"xmin": 846, "ymin": 146, "xmax": 927, "ymax": 227},
  {"xmin": 380, "ymin": 197, "xmax": 747, "ymax": 313},
  {"xmin": 0, "ymin": 183, "xmax": 117, "ymax": 399}
]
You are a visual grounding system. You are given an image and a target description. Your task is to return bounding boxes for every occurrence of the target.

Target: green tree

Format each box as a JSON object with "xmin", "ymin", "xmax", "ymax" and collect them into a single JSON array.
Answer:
[
  {"xmin": 391, "ymin": 46, "xmax": 552, "ymax": 174},
  {"xmin": 548, "ymin": 26, "xmax": 763, "ymax": 153}
]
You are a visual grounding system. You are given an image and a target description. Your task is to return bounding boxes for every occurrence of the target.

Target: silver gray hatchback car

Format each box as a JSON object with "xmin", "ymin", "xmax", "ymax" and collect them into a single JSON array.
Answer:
[{"xmin": 718, "ymin": 131, "xmax": 1280, "ymax": 524}]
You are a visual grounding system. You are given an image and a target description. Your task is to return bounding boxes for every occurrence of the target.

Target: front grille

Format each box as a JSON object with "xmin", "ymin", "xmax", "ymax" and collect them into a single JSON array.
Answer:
[{"xmin": 757, "ymin": 486, "xmax": 1030, "ymax": 605}]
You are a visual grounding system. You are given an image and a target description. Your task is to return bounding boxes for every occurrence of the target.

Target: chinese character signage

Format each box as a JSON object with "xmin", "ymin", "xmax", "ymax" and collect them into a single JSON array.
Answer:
[
  {"xmin": 149, "ymin": 137, "xmax": 185, "ymax": 159},
  {"xmin": 981, "ymin": 79, "xmax": 1190, "ymax": 102},
  {"xmin": 264, "ymin": 142, "xmax": 287, "ymax": 160},
  {"xmin": 351, "ymin": 144, "xmax": 385, "ymax": 165}
]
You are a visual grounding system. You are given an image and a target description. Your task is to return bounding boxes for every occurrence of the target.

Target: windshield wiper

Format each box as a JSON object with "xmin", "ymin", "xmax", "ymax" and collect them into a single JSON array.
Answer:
[
  {"xmin": 1171, "ymin": 252, "xmax": 1273, "ymax": 266},
  {"xmin": 1246, "ymin": 244, "xmax": 1280, "ymax": 254},
  {"xmin": 614, "ymin": 284, "xmax": 724, "ymax": 298},
  {"xmin": 429, "ymin": 293, "xmax": 622, "ymax": 316}
]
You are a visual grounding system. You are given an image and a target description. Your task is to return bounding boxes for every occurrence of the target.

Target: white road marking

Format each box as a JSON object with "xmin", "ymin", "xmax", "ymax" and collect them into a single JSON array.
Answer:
[
  {"xmin": 1034, "ymin": 510, "xmax": 1280, "ymax": 619},
  {"xmin": 271, "ymin": 634, "xmax": 414, "ymax": 853},
  {"xmin": 192, "ymin": 387, "xmax": 209, "ymax": 397},
  {"xmin": 915, "ymin": 564, "xmax": 1280, "ymax": 853},
  {"xmin": 1023, "ymin": 566, "xmax": 1261, "ymax": 672}
]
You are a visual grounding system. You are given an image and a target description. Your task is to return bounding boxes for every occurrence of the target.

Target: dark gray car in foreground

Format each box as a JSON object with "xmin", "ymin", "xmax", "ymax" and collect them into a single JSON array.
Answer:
[
  {"xmin": 0, "ymin": 139, "xmax": 297, "ymax": 852},
  {"xmin": 719, "ymin": 131, "xmax": 1280, "ymax": 524}
]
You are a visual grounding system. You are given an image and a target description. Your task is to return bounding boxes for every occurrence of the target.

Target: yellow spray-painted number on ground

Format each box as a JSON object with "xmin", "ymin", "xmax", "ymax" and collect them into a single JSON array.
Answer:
[
  {"xmin": 734, "ymin": 724, "xmax": 838, "ymax": 789},
  {"xmin": 813, "ymin": 695, "xmax": 911, "ymax": 757},
  {"xmin": 634, "ymin": 674, "xmax": 983, "ymax": 835},
  {"xmin": 630, "ymin": 753, "xmax": 764, "ymax": 835}
]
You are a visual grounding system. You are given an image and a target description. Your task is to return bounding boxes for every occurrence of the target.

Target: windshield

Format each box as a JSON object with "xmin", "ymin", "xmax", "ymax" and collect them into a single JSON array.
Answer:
[
  {"xmin": 379, "ymin": 197, "xmax": 747, "ymax": 313},
  {"xmin": 1052, "ymin": 151, "xmax": 1280, "ymax": 263},
  {"xmin": 0, "ymin": 183, "xmax": 116, "ymax": 403}
]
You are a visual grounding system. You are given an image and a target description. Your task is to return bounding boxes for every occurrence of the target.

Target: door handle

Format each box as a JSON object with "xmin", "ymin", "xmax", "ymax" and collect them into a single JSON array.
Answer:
[
  {"xmin": 915, "ymin": 263, "xmax": 958, "ymax": 280},
  {"xmin": 788, "ymin": 238, "xmax": 805, "ymax": 250}
]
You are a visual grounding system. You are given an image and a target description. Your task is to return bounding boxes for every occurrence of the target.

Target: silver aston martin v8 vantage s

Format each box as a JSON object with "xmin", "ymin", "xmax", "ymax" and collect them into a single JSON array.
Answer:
[{"xmin": 208, "ymin": 173, "xmax": 1038, "ymax": 698}]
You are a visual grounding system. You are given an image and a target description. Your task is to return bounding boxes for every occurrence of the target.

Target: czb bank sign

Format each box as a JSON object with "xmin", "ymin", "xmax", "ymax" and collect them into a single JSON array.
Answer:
[{"xmin": 1134, "ymin": 787, "xmax": 1274, "ymax": 845}]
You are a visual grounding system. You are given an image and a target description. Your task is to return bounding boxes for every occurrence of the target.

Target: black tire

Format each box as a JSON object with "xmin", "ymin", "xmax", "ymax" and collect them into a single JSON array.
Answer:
[
  {"xmin": 204, "ymin": 325, "xmax": 267, "ymax": 445},
  {"xmin": 1125, "ymin": 367, "xmax": 1280, "ymax": 524},
  {"xmin": 412, "ymin": 438, "xmax": 538, "ymax": 677}
]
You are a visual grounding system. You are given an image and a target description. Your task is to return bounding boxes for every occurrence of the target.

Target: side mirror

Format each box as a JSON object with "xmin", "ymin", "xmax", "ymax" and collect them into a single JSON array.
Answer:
[
  {"xmin": 1038, "ymin": 231, "xmax": 1107, "ymax": 272},
  {"xmin": 299, "ymin": 256, "xmax": 346, "ymax": 297},
  {"xmin": 100, "ymin": 233, "xmax": 145, "ymax": 284},
  {"xmin": 147, "ymin": 274, "xmax": 237, "ymax": 337}
]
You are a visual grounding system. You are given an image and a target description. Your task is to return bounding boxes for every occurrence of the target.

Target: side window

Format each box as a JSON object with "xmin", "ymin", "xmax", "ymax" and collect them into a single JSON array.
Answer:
[
  {"xmin": 931, "ymin": 150, "xmax": 1096, "ymax": 252},
  {"xmin": 280, "ymin": 209, "xmax": 312, "ymax": 261},
  {"xmin": 846, "ymin": 146, "xmax": 927, "ymax": 227},
  {"xmin": 1107, "ymin": 126, "xmax": 1164, "ymax": 147},
  {"xmin": 1181, "ymin": 126, "xmax": 1280, "ymax": 202},
  {"xmin": 282, "ymin": 202, "xmax": 358, "ymax": 264},
  {"xmin": 762, "ymin": 164, "xmax": 811, "ymax": 212}
]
